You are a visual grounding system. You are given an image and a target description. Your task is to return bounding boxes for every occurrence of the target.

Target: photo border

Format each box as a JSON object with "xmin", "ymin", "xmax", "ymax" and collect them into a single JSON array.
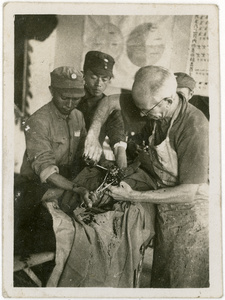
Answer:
[{"xmin": 2, "ymin": 2, "xmax": 222, "ymax": 298}]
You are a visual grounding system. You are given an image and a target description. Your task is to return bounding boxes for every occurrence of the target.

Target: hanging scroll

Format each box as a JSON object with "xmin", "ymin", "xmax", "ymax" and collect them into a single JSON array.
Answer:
[{"xmin": 186, "ymin": 15, "xmax": 209, "ymax": 96}]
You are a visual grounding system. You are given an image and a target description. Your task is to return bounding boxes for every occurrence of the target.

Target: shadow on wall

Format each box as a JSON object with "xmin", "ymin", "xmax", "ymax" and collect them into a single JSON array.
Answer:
[
  {"xmin": 14, "ymin": 15, "xmax": 58, "ymax": 173},
  {"xmin": 14, "ymin": 15, "xmax": 58, "ymax": 121}
]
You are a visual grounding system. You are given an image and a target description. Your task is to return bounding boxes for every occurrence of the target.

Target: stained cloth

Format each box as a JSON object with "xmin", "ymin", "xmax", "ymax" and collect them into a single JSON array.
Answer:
[
  {"xmin": 43, "ymin": 201, "xmax": 75, "ymax": 287},
  {"xmin": 56, "ymin": 166, "xmax": 156, "ymax": 287},
  {"xmin": 151, "ymin": 188, "xmax": 209, "ymax": 288}
]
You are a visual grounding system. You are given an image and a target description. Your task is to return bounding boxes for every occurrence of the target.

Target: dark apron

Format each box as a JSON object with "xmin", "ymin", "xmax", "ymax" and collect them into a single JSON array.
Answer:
[{"xmin": 147, "ymin": 103, "xmax": 209, "ymax": 288}]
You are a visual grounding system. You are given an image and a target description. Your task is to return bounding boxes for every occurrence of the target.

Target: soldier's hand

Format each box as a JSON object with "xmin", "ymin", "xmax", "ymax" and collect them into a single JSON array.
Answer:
[
  {"xmin": 84, "ymin": 131, "xmax": 102, "ymax": 163},
  {"xmin": 73, "ymin": 186, "xmax": 92, "ymax": 208}
]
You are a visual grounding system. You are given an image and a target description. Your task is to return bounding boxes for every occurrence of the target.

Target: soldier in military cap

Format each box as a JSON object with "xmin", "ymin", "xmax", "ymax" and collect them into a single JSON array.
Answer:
[
  {"xmin": 20, "ymin": 67, "xmax": 90, "ymax": 194},
  {"xmin": 77, "ymin": 51, "xmax": 127, "ymax": 169},
  {"xmin": 175, "ymin": 72, "xmax": 209, "ymax": 119},
  {"xmin": 174, "ymin": 72, "xmax": 196, "ymax": 101},
  {"xmin": 15, "ymin": 67, "xmax": 92, "ymax": 256}
]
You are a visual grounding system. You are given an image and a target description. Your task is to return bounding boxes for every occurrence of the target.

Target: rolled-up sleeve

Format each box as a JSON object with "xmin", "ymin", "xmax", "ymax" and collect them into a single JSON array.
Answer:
[
  {"xmin": 40, "ymin": 165, "xmax": 59, "ymax": 183},
  {"xmin": 24, "ymin": 116, "xmax": 58, "ymax": 180}
]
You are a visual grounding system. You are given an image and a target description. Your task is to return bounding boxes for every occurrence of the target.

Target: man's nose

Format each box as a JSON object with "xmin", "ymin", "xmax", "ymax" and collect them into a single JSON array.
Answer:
[
  {"xmin": 96, "ymin": 77, "xmax": 103, "ymax": 86},
  {"xmin": 140, "ymin": 111, "xmax": 146, "ymax": 117},
  {"xmin": 66, "ymin": 99, "xmax": 73, "ymax": 107}
]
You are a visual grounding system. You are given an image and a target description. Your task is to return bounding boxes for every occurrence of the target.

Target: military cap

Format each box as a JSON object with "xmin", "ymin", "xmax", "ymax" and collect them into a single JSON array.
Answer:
[
  {"xmin": 83, "ymin": 51, "xmax": 115, "ymax": 77},
  {"xmin": 50, "ymin": 66, "xmax": 85, "ymax": 97},
  {"xmin": 174, "ymin": 72, "xmax": 196, "ymax": 91}
]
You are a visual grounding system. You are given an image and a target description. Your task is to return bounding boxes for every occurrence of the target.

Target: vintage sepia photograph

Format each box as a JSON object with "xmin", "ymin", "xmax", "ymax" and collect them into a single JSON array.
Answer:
[{"xmin": 2, "ymin": 2, "xmax": 222, "ymax": 298}]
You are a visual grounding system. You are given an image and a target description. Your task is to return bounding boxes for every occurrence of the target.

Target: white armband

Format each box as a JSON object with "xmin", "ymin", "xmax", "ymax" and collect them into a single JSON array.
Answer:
[{"xmin": 113, "ymin": 141, "xmax": 127, "ymax": 155}]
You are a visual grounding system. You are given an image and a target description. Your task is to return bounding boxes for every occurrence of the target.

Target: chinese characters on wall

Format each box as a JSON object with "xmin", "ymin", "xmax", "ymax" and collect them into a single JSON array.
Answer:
[{"xmin": 187, "ymin": 15, "xmax": 209, "ymax": 96}]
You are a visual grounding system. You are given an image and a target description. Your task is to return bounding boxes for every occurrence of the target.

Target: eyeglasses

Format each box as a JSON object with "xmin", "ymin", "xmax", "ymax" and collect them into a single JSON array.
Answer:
[{"xmin": 139, "ymin": 97, "xmax": 173, "ymax": 117}]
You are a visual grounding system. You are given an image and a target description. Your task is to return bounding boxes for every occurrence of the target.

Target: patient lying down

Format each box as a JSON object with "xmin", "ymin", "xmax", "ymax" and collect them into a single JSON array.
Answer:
[{"xmin": 42, "ymin": 161, "xmax": 156, "ymax": 287}]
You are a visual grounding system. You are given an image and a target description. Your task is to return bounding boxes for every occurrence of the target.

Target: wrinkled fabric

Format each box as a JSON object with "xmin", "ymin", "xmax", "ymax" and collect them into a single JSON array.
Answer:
[
  {"xmin": 58, "ymin": 202, "xmax": 150, "ymax": 287},
  {"xmin": 56, "ymin": 166, "xmax": 156, "ymax": 287},
  {"xmin": 151, "ymin": 196, "xmax": 209, "ymax": 288},
  {"xmin": 132, "ymin": 97, "xmax": 209, "ymax": 288},
  {"xmin": 43, "ymin": 201, "xmax": 75, "ymax": 287},
  {"xmin": 144, "ymin": 96, "xmax": 209, "ymax": 288},
  {"xmin": 20, "ymin": 101, "xmax": 86, "ymax": 181}
]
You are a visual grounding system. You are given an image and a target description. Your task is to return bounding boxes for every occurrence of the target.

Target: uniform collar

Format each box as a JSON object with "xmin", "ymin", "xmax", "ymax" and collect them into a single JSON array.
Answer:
[
  {"xmin": 176, "ymin": 93, "xmax": 187, "ymax": 115},
  {"xmin": 50, "ymin": 100, "xmax": 70, "ymax": 120}
]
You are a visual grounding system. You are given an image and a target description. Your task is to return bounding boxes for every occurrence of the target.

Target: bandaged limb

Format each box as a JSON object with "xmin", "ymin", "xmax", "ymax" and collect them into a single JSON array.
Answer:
[
  {"xmin": 84, "ymin": 94, "xmax": 121, "ymax": 163},
  {"xmin": 114, "ymin": 146, "xmax": 127, "ymax": 169}
]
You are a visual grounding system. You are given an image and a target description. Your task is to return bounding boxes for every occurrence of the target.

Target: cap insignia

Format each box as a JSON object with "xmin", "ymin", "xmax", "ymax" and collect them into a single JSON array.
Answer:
[{"xmin": 71, "ymin": 73, "xmax": 77, "ymax": 79}]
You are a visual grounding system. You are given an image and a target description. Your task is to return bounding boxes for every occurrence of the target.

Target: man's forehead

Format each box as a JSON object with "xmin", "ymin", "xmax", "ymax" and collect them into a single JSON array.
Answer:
[
  {"xmin": 132, "ymin": 92, "xmax": 158, "ymax": 109},
  {"xmin": 133, "ymin": 85, "xmax": 171, "ymax": 99},
  {"xmin": 54, "ymin": 88, "xmax": 82, "ymax": 99},
  {"xmin": 132, "ymin": 85, "xmax": 174, "ymax": 109},
  {"xmin": 87, "ymin": 69, "xmax": 110, "ymax": 79}
]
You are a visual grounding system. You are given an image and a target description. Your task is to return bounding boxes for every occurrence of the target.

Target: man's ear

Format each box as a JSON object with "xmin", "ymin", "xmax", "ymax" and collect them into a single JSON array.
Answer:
[
  {"xmin": 49, "ymin": 86, "xmax": 54, "ymax": 97},
  {"xmin": 189, "ymin": 90, "xmax": 194, "ymax": 98}
]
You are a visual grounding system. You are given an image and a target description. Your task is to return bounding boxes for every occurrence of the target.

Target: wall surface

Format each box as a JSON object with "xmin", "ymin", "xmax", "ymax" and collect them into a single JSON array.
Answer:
[
  {"xmin": 28, "ymin": 29, "xmax": 57, "ymax": 114},
  {"xmin": 170, "ymin": 16, "xmax": 193, "ymax": 73},
  {"xmin": 54, "ymin": 15, "xmax": 85, "ymax": 69}
]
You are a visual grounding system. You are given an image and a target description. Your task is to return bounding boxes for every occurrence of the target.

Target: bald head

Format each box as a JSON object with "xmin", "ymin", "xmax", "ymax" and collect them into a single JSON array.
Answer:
[{"xmin": 132, "ymin": 66, "xmax": 177, "ymax": 109}]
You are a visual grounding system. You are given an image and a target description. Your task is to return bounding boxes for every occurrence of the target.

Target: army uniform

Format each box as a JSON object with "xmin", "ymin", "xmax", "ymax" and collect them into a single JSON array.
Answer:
[
  {"xmin": 78, "ymin": 51, "xmax": 126, "ymax": 158},
  {"xmin": 15, "ymin": 67, "xmax": 86, "ymax": 256}
]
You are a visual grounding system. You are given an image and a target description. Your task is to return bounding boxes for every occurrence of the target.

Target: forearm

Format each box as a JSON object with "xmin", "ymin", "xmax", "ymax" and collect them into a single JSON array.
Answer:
[
  {"xmin": 46, "ymin": 173, "xmax": 92, "ymax": 208},
  {"xmin": 89, "ymin": 94, "xmax": 121, "ymax": 137},
  {"xmin": 84, "ymin": 95, "xmax": 122, "ymax": 162},
  {"xmin": 129, "ymin": 184, "xmax": 199, "ymax": 204},
  {"xmin": 47, "ymin": 173, "xmax": 74, "ymax": 191}
]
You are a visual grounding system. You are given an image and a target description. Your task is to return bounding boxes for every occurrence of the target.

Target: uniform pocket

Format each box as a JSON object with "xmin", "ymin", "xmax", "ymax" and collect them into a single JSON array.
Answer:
[{"xmin": 51, "ymin": 138, "xmax": 69, "ymax": 161}]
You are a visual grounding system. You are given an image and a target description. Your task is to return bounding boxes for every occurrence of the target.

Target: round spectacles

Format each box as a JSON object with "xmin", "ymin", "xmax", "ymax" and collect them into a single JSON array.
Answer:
[{"xmin": 140, "ymin": 97, "xmax": 173, "ymax": 117}]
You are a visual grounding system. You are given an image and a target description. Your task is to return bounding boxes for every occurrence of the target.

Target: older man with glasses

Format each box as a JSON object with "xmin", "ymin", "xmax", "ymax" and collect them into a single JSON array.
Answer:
[{"xmin": 83, "ymin": 65, "xmax": 209, "ymax": 288}]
